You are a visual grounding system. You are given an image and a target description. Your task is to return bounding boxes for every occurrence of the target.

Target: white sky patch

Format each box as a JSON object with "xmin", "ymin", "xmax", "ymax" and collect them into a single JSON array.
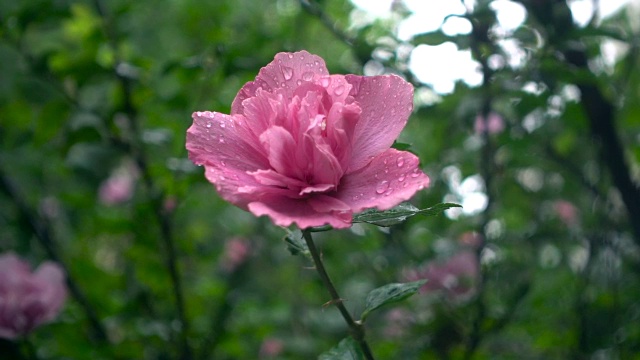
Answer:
[
  {"xmin": 397, "ymin": 0, "xmax": 468, "ymax": 40},
  {"xmin": 349, "ymin": 0, "xmax": 632, "ymax": 94},
  {"xmin": 409, "ymin": 42, "xmax": 483, "ymax": 94},
  {"xmin": 349, "ymin": 0, "xmax": 393, "ymax": 17},
  {"xmin": 490, "ymin": 0, "xmax": 527, "ymax": 32}
]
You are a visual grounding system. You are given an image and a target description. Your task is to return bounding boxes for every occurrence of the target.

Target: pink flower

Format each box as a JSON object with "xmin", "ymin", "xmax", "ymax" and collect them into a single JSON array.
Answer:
[
  {"xmin": 186, "ymin": 51, "xmax": 430, "ymax": 229},
  {"xmin": 99, "ymin": 163, "xmax": 137, "ymax": 205},
  {"xmin": 405, "ymin": 251, "xmax": 478, "ymax": 299},
  {"xmin": 474, "ymin": 112, "xmax": 504, "ymax": 135},
  {"xmin": 259, "ymin": 337, "xmax": 284, "ymax": 358},
  {"xmin": 553, "ymin": 200, "xmax": 579, "ymax": 226},
  {"xmin": 0, "ymin": 252, "xmax": 67, "ymax": 339},
  {"xmin": 220, "ymin": 237, "xmax": 251, "ymax": 272}
]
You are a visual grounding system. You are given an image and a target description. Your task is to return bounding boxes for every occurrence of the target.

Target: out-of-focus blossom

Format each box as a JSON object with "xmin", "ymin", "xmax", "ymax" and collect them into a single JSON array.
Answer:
[
  {"xmin": 553, "ymin": 200, "xmax": 579, "ymax": 226},
  {"xmin": 186, "ymin": 50, "xmax": 429, "ymax": 229},
  {"xmin": 383, "ymin": 308, "xmax": 413, "ymax": 338},
  {"xmin": 474, "ymin": 112, "xmax": 505, "ymax": 135},
  {"xmin": 459, "ymin": 231, "xmax": 483, "ymax": 248},
  {"xmin": 99, "ymin": 163, "xmax": 138, "ymax": 205},
  {"xmin": 405, "ymin": 251, "xmax": 479, "ymax": 300},
  {"xmin": 259, "ymin": 337, "xmax": 284, "ymax": 358},
  {"xmin": 220, "ymin": 238, "xmax": 251, "ymax": 273},
  {"xmin": 0, "ymin": 252, "xmax": 67, "ymax": 340}
]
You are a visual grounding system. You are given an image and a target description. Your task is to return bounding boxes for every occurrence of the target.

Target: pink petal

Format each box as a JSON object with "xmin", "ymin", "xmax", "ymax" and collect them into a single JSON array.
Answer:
[
  {"xmin": 259, "ymin": 126, "xmax": 307, "ymax": 182},
  {"xmin": 247, "ymin": 195, "xmax": 352, "ymax": 229},
  {"xmin": 345, "ymin": 74, "xmax": 414, "ymax": 172},
  {"xmin": 33, "ymin": 262, "xmax": 67, "ymax": 322},
  {"xmin": 187, "ymin": 111, "xmax": 274, "ymax": 209},
  {"xmin": 231, "ymin": 51, "xmax": 330, "ymax": 115},
  {"xmin": 336, "ymin": 148, "xmax": 429, "ymax": 213}
]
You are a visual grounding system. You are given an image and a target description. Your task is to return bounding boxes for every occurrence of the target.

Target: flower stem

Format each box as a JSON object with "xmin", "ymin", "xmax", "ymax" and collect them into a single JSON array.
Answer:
[{"xmin": 301, "ymin": 230, "xmax": 375, "ymax": 360}]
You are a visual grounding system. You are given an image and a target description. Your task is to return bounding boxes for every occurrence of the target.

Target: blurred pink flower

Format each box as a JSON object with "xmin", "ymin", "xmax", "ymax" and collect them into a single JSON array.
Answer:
[
  {"xmin": 99, "ymin": 163, "xmax": 138, "ymax": 205},
  {"xmin": 186, "ymin": 50, "xmax": 429, "ymax": 229},
  {"xmin": 259, "ymin": 337, "xmax": 284, "ymax": 358},
  {"xmin": 459, "ymin": 231, "xmax": 483, "ymax": 248},
  {"xmin": 383, "ymin": 308, "xmax": 413, "ymax": 338},
  {"xmin": 220, "ymin": 237, "xmax": 251, "ymax": 272},
  {"xmin": 474, "ymin": 112, "xmax": 504, "ymax": 135},
  {"xmin": 0, "ymin": 252, "xmax": 67, "ymax": 340},
  {"xmin": 406, "ymin": 251, "xmax": 478, "ymax": 299},
  {"xmin": 553, "ymin": 200, "xmax": 579, "ymax": 226}
]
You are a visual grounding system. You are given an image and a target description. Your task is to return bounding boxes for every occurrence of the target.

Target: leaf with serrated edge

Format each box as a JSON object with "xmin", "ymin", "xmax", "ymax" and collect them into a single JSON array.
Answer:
[
  {"xmin": 318, "ymin": 337, "xmax": 364, "ymax": 360},
  {"xmin": 360, "ymin": 280, "xmax": 426, "ymax": 321},
  {"xmin": 352, "ymin": 202, "xmax": 461, "ymax": 227}
]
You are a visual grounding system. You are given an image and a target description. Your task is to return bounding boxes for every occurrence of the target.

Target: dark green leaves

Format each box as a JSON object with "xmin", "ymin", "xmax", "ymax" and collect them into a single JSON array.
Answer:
[
  {"xmin": 360, "ymin": 280, "xmax": 426, "ymax": 321},
  {"xmin": 319, "ymin": 337, "xmax": 364, "ymax": 360},
  {"xmin": 352, "ymin": 202, "xmax": 461, "ymax": 227}
]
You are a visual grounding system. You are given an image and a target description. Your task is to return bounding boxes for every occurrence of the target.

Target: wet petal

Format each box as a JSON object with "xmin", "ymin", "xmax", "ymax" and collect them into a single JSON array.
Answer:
[
  {"xmin": 345, "ymin": 74, "xmax": 414, "ymax": 172},
  {"xmin": 232, "ymin": 51, "xmax": 330, "ymax": 116},
  {"xmin": 336, "ymin": 148, "xmax": 430, "ymax": 213},
  {"xmin": 248, "ymin": 196, "xmax": 352, "ymax": 229}
]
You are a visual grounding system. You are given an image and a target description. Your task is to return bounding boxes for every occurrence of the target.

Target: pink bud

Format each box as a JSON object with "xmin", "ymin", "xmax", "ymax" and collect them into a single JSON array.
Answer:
[
  {"xmin": 474, "ymin": 112, "xmax": 505, "ymax": 135},
  {"xmin": 0, "ymin": 252, "xmax": 67, "ymax": 339},
  {"xmin": 553, "ymin": 200, "xmax": 579, "ymax": 226},
  {"xmin": 99, "ymin": 163, "xmax": 138, "ymax": 206},
  {"xmin": 259, "ymin": 337, "xmax": 284, "ymax": 358},
  {"xmin": 220, "ymin": 238, "xmax": 251, "ymax": 272}
]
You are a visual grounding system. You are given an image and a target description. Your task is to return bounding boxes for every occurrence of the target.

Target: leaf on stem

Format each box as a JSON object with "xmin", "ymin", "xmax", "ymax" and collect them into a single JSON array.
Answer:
[
  {"xmin": 319, "ymin": 337, "xmax": 364, "ymax": 360},
  {"xmin": 283, "ymin": 229, "xmax": 310, "ymax": 257},
  {"xmin": 352, "ymin": 202, "xmax": 461, "ymax": 227},
  {"xmin": 360, "ymin": 280, "xmax": 426, "ymax": 321}
]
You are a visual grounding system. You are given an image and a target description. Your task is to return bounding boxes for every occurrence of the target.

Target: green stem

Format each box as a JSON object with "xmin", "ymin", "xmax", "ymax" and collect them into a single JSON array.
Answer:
[{"xmin": 301, "ymin": 230, "xmax": 375, "ymax": 360}]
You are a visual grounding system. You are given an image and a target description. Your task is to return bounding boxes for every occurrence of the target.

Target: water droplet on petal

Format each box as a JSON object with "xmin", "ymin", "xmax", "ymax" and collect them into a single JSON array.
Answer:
[
  {"xmin": 410, "ymin": 168, "xmax": 421, "ymax": 178},
  {"xmin": 396, "ymin": 157, "xmax": 404, "ymax": 167},
  {"xmin": 219, "ymin": 122, "xmax": 225, "ymax": 128},
  {"xmin": 288, "ymin": 53, "xmax": 294, "ymax": 59},
  {"xmin": 385, "ymin": 188, "xmax": 393, "ymax": 196},
  {"xmin": 314, "ymin": 61, "xmax": 320, "ymax": 66},
  {"xmin": 297, "ymin": 80, "xmax": 302, "ymax": 85},
  {"xmin": 398, "ymin": 174, "xmax": 406, "ymax": 182},
  {"xmin": 221, "ymin": 161, "xmax": 226, "ymax": 167},
  {"xmin": 206, "ymin": 122, "xmax": 212, "ymax": 128},
  {"xmin": 383, "ymin": 158, "xmax": 388, "ymax": 165},
  {"xmin": 334, "ymin": 85, "xmax": 345, "ymax": 96},
  {"xmin": 219, "ymin": 136, "xmax": 225, "ymax": 143},
  {"xmin": 320, "ymin": 78, "xmax": 330, "ymax": 87},
  {"xmin": 281, "ymin": 66, "xmax": 293, "ymax": 80},
  {"xmin": 302, "ymin": 72, "xmax": 314, "ymax": 81},
  {"xmin": 376, "ymin": 180, "xmax": 389, "ymax": 194},
  {"xmin": 403, "ymin": 182, "xmax": 408, "ymax": 188}
]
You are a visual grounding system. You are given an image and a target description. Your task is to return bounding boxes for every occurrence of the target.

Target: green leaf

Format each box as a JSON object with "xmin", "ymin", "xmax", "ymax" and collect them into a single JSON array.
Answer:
[
  {"xmin": 318, "ymin": 337, "xmax": 364, "ymax": 360},
  {"xmin": 360, "ymin": 280, "xmax": 426, "ymax": 321},
  {"xmin": 391, "ymin": 141, "xmax": 412, "ymax": 151},
  {"xmin": 283, "ymin": 229, "xmax": 309, "ymax": 257},
  {"xmin": 352, "ymin": 202, "xmax": 462, "ymax": 227}
]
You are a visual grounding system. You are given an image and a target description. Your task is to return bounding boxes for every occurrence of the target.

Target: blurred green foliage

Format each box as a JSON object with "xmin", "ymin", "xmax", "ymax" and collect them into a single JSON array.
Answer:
[{"xmin": 1, "ymin": 0, "xmax": 640, "ymax": 359}]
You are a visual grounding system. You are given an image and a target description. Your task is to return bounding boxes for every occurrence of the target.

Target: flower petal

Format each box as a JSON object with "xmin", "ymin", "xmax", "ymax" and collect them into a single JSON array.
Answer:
[
  {"xmin": 336, "ymin": 148, "xmax": 430, "ymax": 213},
  {"xmin": 33, "ymin": 262, "xmax": 67, "ymax": 322},
  {"xmin": 187, "ymin": 111, "xmax": 271, "ymax": 208},
  {"xmin": 231, "ymin": 51, "xmax": 330, "ymax": 115},
  {"xmin": 345, "ymin": 74, "xmax": 414, "ymax": 172},
  {"xmin": 248, "ymin": 195, "xmax": 352, "ymax": 229}
]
